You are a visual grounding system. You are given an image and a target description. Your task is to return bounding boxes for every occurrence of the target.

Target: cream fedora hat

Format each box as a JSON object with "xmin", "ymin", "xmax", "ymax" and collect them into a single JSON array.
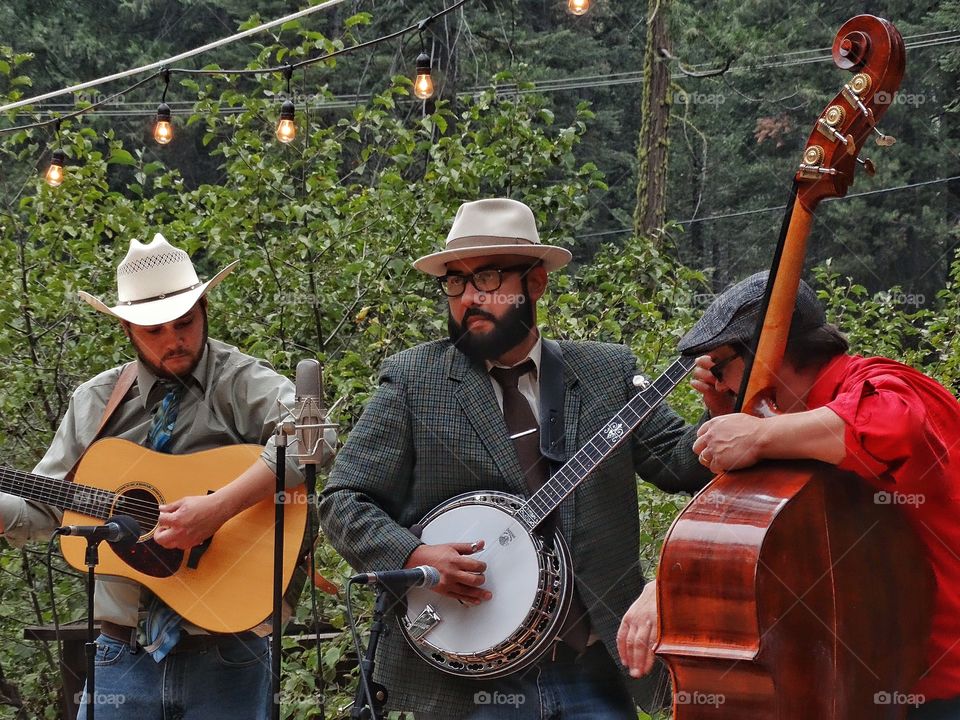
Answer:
[
  {"xmin": 413, "ymin": 198, "xmax": 572, "ymax": 276},
  {"xmin": 78, "ymin": 233, "xmax": 238, "ymax": 326}
]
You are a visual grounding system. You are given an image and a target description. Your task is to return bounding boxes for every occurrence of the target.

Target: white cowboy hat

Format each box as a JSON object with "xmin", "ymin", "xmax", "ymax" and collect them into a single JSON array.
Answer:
[
  {"xmin": 413, "ymin": 198, "xmax": 572, "ymax": 276},
  {"xmin": 78, "ymin": 233, "xmax": 238, "ymax": 326}
]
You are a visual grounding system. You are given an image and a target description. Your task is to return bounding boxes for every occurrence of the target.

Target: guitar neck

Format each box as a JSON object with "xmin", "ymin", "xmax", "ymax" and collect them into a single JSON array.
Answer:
[
  {"xmin": 518, "ymin": 355, "xmax": 695, "ymax": 529},
  {"xmin": 0, "ymin": 467, "xmax": 114, "ymax": 519}
]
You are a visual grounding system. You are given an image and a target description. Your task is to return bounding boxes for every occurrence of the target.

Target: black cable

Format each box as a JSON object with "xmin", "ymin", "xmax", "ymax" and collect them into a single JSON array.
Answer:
[
  {"xmin": 46, "ymin": 532, "xmax": 66, "ymax": 691},
  {"xmin": 3, "ymin": 71, "xmax": 163, "ymax": 134},
  {"xmin": 345, "ymin": 578, "xmax": 378, "ymax": 719}
]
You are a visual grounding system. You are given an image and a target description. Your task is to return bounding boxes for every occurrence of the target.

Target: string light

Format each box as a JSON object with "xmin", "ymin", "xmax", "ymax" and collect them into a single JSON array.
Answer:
[
  {"xmin": 414, "ymin": 51, "xmax": 434, "ymax": 100},
  {"xmin": 153, "ymin": 68, "xmax": 173, "ymax": 144},
  {"xmin": 276, "ymin": 65, "xmax": 296, "ymax": 144},
  {"xmin": 567, "ymin": 0, "xmax": 590, "ymax": 15},
  {"xmin": 44, "ymin": 121, "xmax": 66, "ymax": 187},
  {"xmin": 45, "ymin": 148, "xmax": 66, "ymax": 187}
]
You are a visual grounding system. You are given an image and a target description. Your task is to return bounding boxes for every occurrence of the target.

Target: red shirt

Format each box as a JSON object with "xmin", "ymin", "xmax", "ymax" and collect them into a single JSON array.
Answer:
[{"xmin": 806, "ymin": 354, "xmax": 960, "ymax": 700}]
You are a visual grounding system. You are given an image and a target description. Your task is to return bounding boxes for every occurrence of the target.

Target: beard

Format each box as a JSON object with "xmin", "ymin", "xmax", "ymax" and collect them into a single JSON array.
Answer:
[
  {"xmin": 130, "ymin": 313, "xmax": 209, "ymax": 380},
  {"xmin": 448, "ymin": 289, "xmax": 536, "ymax": 363}
]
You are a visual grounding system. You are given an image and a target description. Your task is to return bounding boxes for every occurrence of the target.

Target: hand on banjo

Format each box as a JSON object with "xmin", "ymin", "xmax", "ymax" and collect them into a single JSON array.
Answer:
[{"xmin": 406, "ymin": 540, "xmax": 492, "ymax": 605}]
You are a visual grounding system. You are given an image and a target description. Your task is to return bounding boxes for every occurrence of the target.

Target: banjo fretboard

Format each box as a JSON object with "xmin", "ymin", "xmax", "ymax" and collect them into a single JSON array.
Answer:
[{"xmin": 516, "ymin": 355, "xmax": 695, "ymax": 529}]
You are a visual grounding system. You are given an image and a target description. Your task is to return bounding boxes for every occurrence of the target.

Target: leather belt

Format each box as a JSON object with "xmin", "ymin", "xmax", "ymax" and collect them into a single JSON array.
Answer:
[
  {"xmin": 546, "ymin": 640, "xmax": 586, "ymax": 663},
  {"xmin": 99, "ymin": 620, "xmax": 261, "ymax": 654}
]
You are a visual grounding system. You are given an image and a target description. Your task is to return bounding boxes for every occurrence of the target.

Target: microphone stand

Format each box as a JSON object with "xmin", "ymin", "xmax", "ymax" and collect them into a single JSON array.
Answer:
[
  {"xmin": 82, "ymin": 536, "xmax": 104, "ymax": 720},
  {"xmin": 271, "ymin": 432, "xmax": 288, "ymax": 720},
  {"xmin": 301, "ymin": 461, "xmax": 325, "ymax": 717},
  {"xmin": 350, "ymin": 587, "xmax": 392, "ymax": 720}
]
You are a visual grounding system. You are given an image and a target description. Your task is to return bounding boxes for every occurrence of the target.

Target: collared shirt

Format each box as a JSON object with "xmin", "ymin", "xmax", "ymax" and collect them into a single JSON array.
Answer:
[
  {"xmin": 807, "ymin": 353, "xmax": 960, "ymax": 700},
  {"xmin": 486, "ymin": 336, "xmax": 543, "ymax": 416},
  {"xmin": 0, "ymin": 338, "xmax": 302, "ymax": 627}
]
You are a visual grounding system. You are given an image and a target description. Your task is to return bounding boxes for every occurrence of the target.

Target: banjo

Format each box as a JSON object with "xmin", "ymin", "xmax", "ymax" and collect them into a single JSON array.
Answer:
[{"xmin": 401, "ymin": 354, "xmax": 695, "ymax": 678}]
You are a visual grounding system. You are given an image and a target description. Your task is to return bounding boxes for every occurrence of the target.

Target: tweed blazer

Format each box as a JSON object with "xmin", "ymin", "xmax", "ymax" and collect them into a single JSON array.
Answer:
[{"xmin": 319, "ymin": 338, "xmax": 709, "ymax": 717}]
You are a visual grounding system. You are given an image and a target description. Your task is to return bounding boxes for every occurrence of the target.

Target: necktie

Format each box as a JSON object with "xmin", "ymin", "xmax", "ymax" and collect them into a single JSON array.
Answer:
[
  {"xmin": 143, "ymin": 382, "xmax": 184, "ymax": 662},
  {"xmin": 145, "ymin": 382, "xmax": 182, "ymax": 453},
  {"xmin": 489, "ymin": 361, "xmax": 591, "ymax": 653}
]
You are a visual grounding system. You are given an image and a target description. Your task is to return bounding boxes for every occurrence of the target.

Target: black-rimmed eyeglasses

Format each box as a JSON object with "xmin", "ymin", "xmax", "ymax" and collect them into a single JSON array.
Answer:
[
  {"xmin": 709, "ymin": 352, "xmax": 741, "ymax": 383},
  {"xmin": 437, "ymin": 265, "xmax": 532, "ymax": 297}
]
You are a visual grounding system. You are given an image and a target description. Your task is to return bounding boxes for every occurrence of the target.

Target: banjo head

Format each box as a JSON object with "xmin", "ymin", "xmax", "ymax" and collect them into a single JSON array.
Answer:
[{"xmin": 402, "ymin": 491, "xmax": 572, "ymax": 678}]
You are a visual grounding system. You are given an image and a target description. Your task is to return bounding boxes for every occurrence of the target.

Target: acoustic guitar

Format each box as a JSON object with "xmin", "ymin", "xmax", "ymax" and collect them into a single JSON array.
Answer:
[{"xmin": 1, "ymin": 437, "xmax": 307, "ymax": 633}]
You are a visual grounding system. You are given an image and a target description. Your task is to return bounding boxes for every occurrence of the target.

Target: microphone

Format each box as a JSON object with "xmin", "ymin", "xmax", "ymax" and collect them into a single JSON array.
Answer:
[
  {"xmin": 294, "ymin": 359, "xmax": 336, "ymax": 467},
  {"xmin": 57, "ymin": 515, "xmax": 142, "ymax": 551},
  {"xmin": 350, "ymin": 566, "xmax": 441, "ymax": 594}
]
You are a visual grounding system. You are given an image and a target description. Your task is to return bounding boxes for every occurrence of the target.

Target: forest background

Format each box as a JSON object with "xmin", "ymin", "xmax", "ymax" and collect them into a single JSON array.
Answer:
[{"xmin": 0, "ymin": 0, "xmax": 957, "ymax": 717}]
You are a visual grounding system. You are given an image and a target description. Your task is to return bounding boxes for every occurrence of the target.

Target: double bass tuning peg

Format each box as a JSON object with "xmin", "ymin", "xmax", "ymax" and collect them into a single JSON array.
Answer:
[
  {"xmin": 873, "ymin": 126, "xmax": 896, "ymax": 147},
  {"xmin": 856, "ymin": 156, "xmax": 877, "ymax": 177}
]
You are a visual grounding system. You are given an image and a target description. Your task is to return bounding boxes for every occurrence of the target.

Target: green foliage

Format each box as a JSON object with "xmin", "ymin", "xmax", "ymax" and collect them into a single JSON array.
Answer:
[
  {"xmin": 0, "ymin": 40, "xmax": 608, "ymax": 717},
  {"xmin": 1, "ymin": 3, "xmax": 959, "ymax": 715}
]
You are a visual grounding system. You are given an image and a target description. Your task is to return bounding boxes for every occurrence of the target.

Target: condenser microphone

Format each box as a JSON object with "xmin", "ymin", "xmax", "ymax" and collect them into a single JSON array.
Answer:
[
  {"xmin": 294, "ymin": 359, "xmax": 335, "ymax": 466},
  {"xmin": 58, "ymin": 515, "xmax": 142, "ymax": 551}
]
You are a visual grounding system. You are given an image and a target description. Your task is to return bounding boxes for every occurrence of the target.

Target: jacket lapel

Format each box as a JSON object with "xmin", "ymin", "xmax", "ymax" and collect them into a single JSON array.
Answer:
[{"xmin": 447, "ymin": 346, "xmax": 529, "ymax": 497}]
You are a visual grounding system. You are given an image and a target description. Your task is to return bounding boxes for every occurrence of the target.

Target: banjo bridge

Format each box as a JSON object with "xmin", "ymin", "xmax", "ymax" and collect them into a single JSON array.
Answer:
[{"xmin": 407, "ymin": 603, "xmax": 442, "ymax": 643}]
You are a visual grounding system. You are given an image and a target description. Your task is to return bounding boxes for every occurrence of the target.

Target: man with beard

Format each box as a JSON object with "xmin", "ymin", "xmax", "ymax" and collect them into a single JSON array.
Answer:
[
  {"xmin": 319, "ymin": 198, "xmax": 710, "ymax": 719},
  {"xmin": 0, "ymin": 234, "xmax": 306, "ymax": 719}
]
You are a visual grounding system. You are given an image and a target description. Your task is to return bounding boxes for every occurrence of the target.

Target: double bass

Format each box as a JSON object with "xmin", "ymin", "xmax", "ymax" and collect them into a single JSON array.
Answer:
[{"xmin": 655, "ymin": 15, "xmax": 934, "ymax": 718}]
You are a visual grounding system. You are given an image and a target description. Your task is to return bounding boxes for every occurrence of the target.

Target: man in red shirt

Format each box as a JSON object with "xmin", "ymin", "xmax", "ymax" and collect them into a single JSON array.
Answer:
[{"xmin": 618, "ymin": 272, "xmax": 960, "ymax": 718}]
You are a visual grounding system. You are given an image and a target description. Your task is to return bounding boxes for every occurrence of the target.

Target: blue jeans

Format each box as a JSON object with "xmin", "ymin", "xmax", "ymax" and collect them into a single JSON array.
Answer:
[
  {"xmin": 420, "ymin": 643, "xmax": 637, "ymax": 720},
  {"xmin": 75, "ymin": 633, "xmax": 271, "ymax": 720},
  {"xmin": 908, "ymin": 696, "xmax": 960, "ymax": 719}
]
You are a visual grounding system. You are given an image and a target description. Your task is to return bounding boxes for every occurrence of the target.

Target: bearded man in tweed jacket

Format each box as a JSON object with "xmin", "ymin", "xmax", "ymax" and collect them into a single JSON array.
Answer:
[{"xmin": 319, "ymin": 198, "xmax": 711, "ymax": 719}]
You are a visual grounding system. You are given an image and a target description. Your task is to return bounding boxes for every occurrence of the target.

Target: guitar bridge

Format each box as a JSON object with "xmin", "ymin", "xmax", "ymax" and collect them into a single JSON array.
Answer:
[{"xmin": 407, "ymin": 604, "xmax": 442, "ymax": 644}]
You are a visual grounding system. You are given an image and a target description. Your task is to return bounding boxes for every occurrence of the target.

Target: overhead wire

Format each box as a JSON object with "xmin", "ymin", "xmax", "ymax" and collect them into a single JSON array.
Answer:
[
  {"xmin": 4, "ymin": 29, "xmax": 957, "ymax": 126},
  {"xmin": 0, "ymin": 0, "xmax": 470, "ymax": 135},
  {"xmin": 576, "ymin": 175, "xmax": 960, "ymax": 239},
  {"xmin": 0, "ymin": 0, "xmax": 352, "ymax": 114}
]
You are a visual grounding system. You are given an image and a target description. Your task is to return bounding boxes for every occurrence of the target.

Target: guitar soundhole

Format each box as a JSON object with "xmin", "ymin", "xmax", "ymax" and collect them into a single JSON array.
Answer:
[
  {"xmin": 113, "ymin": 488, "xmax": 161, "ymax": 536},
  {"xmin": 111, "ymin": 487, "xmax": 183, "ymax": 578}
]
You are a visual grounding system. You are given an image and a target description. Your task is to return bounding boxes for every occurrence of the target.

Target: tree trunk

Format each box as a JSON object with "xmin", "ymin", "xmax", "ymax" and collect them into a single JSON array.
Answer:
[{"xmin": 634, "ymin": 0, "xmax": 672, "ymax": 240}]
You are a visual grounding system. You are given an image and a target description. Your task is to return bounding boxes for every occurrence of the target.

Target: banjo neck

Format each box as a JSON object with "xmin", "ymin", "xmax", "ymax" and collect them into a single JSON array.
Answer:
[{"xmin": 516, "ymin": 355, "xmax": 695, "ymax": 529}]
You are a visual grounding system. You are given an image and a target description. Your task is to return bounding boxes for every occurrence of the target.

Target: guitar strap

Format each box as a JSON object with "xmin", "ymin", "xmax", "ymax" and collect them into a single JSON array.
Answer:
[{"xmin": 65, "ymin": 362, "xmax": 138, "ymax": 483}]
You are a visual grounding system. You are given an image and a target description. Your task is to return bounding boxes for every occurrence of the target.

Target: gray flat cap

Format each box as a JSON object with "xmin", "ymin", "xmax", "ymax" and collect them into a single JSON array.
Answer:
[{"xmin": 678, "ymin": 271, "xmax": 825, "ymax": 356}]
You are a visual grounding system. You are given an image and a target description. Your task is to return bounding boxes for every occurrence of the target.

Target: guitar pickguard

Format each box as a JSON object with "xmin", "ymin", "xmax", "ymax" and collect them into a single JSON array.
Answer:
[{"xmin": 114, "ymin": 538, "xmax": 183, "ymax": 578}]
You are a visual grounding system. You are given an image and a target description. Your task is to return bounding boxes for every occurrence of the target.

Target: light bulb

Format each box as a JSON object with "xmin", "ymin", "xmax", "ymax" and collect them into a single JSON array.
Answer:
[
  {"xmin": 276, "ymin": 99, "xmax": 296, "ymax": 144},
  {"xmin": 414, "ymin": 52, "xmax": 434, "ymax": 100},
  {"xmin": 153, "ymin": 102, "xmax": 173, "ymax": 145},
  {"xmin": 567, "ymin": 0, "xmax": 590, "ymax": 15},
  {"xmin": 45, "ymin": 149, "xmax": 66, "ymax": 187}
]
